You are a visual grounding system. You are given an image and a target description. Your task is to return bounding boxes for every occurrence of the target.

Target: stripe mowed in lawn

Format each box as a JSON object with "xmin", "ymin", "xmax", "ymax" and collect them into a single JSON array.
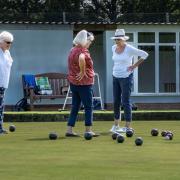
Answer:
[{"xmin": 0, "ymin": 121, "xmax": 180, "ymax": 180}]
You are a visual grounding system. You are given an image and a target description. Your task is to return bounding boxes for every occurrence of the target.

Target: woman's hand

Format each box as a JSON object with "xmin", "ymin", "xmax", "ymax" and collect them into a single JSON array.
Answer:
[
  {"xmin": 76, "ymin": 53, "xmax": 87, "ymax": 81},
  {"xmin": 127, "ymin": 65, "xmax": 135, "ymax": 72},
  {"xmin": 127, "ymin": 59, "xmax": 144, "ymax": 72},
  {"xmin": 76, "ymin": 71, "xmax": 87, "ymax": 81}
]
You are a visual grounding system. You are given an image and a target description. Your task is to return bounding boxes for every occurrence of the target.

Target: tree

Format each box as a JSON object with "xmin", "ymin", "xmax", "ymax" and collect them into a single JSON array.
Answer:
[
  {"xmin": 0, "ymin": 0, "xmax": 45, "ymax": 20},
  {"xmin": 44, "ymin": 0, "xmax": 81, "ymax": 12},
  {"xmin": 0, "ymin": 0, "xmax": 179, "ymax": 22},
  {"xmin": 42, "ymin": 0, "xmax": 83, "ymax": 21},
  {"xmin": 134, "ymin": 0, "xmax": 180, "ymax": 13},
  {"xmin": 82, "ymin": 0, "xmax": 180, "ymax": 22},
  {"xmin": 82, "ymin": 0, "xmax": 123, "ymax": 21}
]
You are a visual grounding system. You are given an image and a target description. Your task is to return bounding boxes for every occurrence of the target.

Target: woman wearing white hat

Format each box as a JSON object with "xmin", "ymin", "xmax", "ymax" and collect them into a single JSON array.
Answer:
[
  {"xmin": 110, "ymin": 29, "xmax": 149, "ymax": 133},
  {"xmin": 0, "ymin": 31, "xmax": 14, "ymax": 134}
]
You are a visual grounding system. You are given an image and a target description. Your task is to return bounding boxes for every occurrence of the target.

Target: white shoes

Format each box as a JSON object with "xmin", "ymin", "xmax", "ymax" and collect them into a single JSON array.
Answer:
[
  {"xmin": 110, "ymin": 125, "xmax": 127, "ymax": 133},
  {"xmin": 119, "ymin": 127, "xmax": 127, "ymax": 133}
]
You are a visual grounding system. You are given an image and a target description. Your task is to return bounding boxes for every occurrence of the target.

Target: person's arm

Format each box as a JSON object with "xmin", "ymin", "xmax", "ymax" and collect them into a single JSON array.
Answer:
[
  {"xmin": 76, "ymin": 53, "xmax": 87, "ymax": 81},
  {"xmin": 127, "ymin": 45, "xmax": 149, "ymax": 72},
  {"xmin": 127, "ymin": 58, "xmax": 144, "ymax": 72}
]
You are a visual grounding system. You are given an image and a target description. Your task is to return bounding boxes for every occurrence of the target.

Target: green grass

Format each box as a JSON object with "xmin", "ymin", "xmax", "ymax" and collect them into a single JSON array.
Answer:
[{"xmin": 1, "ymin": 121, "xmax": 180, "ymax": 180}]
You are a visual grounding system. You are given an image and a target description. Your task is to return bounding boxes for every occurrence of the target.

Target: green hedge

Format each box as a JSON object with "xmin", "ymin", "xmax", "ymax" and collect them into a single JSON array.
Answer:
[{"xmin": 3, "ymin": 111, "xmax": 180, "ymax": 122}]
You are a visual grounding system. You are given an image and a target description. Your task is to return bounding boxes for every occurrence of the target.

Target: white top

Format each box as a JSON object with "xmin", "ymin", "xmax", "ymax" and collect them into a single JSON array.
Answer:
[
  {"xmin": 0, "ymin": 48, "xmax": 13, "ymax": 88},
  {"xmin": 112, "ymin": 44, "xmax": 148, "ymax": 78}
]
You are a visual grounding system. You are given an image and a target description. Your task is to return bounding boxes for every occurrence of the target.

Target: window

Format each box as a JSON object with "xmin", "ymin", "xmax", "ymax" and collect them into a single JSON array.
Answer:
[
  {"xmin": 159, "ymin": 46, "xmax": 176, "ymax": 92},
  {"xmin": 138, "ymin": 32, "xmax": 155, "ymax": 43},
  {"xmin": 126, "ymin": 33, "xmax": 133, "ymax": 42},
  {"xmin": 159, "ymin": 33, "xmax": 175, "ymax": 43},
  {"xmin": 138, "ymin": 46, "xmax": 155, "ymax": 92},
  {"xmin": 135, "ymin": 31, "xmax": 178, "ymax": 95}
]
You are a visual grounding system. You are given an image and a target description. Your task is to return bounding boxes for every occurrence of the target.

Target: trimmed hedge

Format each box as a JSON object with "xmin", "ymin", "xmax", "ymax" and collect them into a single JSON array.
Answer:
[{"xmin": 4, "ymin": 111, "xmax": 180, "ymax": 122}]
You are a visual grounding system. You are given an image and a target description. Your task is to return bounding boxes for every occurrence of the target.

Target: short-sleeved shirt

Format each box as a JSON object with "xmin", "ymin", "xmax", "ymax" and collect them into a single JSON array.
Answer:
[
  {"xmin": 112, "ymin": 44, "xmax": 149, "ymax": 78},
  {"xmin": 68, "ymin": 46, "xmax": 94, "ymax": 85},
  {"xmin": 0, "ymin": 48, "xmax": 13, "ymax": 88}
]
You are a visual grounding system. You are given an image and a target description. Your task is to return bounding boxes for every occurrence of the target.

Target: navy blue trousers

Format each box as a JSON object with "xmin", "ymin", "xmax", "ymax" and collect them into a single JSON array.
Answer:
[
  {"xmin": 67, "ymin": 83, "xmax": 93, "ymax": 127},
  {"xmin": 113, "ymin": 73, "xmax": 133, "ymax": 122},
  {"xmin": 0, "ymin": 87, "xmax": 5, "ymax": 128}
]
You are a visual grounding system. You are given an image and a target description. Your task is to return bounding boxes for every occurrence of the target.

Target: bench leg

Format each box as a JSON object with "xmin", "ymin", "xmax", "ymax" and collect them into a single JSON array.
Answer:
[
  {"xmin": 30, "ymin": 104, "xmax": 34, "ymax": 111},
  {"xmin": 30, "ymin": 99, "xmax": 34, "ymax": 111}
]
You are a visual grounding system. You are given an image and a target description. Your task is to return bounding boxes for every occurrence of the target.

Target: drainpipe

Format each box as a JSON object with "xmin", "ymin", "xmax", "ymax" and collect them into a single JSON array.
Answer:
[
  {"xmin": 63, "ymin": 12, "xmax": 66, "ymax": 23},
  {"xmin": 166, "ymin": 12, "xmax": 169, "ymax": 23}
]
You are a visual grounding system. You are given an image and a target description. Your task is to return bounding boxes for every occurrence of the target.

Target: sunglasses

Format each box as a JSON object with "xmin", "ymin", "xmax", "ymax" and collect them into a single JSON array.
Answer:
[{"xmin": 5, "ymin": 41, "xmax": 13, "ymax": 44}]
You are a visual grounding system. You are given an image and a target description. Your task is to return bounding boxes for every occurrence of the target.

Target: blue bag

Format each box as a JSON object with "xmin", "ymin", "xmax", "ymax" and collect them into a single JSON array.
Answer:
[{"xmin": 22, "ymin": 74, "xmax": 36, "ymax": 88}]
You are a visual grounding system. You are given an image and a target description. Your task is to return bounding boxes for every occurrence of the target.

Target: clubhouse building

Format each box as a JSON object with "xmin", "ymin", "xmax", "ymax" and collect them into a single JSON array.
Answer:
[{"xmin": 0, "ymin": 13, "xmax": 180, "ymax": 109}]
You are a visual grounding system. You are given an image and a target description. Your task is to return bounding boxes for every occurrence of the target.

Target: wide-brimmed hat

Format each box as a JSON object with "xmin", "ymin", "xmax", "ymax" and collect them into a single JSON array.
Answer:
[{"xmin": 111, "ymin": 29, "xmax": 129, "ymax": 41}]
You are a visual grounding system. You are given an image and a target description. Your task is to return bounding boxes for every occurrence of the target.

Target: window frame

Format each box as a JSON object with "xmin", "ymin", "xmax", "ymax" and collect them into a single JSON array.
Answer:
[{"xmin": 129, "ymin": 31, "xmax": 180, "ymax": 96}]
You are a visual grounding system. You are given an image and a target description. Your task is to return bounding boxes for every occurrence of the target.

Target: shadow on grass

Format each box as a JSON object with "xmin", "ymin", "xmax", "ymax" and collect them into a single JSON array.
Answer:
[
  {"xmin": 27, "ymin": 137, "xmax": 67, "ymax": 141},
  {"xmin": 26, "ymin": 131, "xmax": 110, "ymax": 141},
  {"xmin": 99, "ymin": 131, "xmax": 111, "ymax": 136}
]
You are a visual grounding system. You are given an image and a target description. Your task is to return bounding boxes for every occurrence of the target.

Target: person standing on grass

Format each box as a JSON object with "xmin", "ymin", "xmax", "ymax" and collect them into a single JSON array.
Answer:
[
  {"xmin": 65, "ymin": 30, "xmax": 99, "ymax": 137},
  {"xmin": 0, "ymin": 31, "xmax": 14, "ymax": 134},
  {"xmin": 110, "ymin": 29, "xmax": 148, "ymax": 133}
]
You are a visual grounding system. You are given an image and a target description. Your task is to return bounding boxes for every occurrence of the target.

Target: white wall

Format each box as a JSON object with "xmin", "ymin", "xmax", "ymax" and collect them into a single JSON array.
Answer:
[
  {"xmin": 0, "ymin": 24, "xmax": 73, "ymax": 105},
  {"xmin": 104, "ymin": 30, "xmax": 115, "ymax": 103},
  {"xmin": 89, "ymin": 32, "xmax": 105, "ymax": 105}
]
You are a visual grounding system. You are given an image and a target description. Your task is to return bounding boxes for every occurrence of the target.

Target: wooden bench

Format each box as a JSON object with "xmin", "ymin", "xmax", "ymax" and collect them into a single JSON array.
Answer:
[{"xmin": 22, "ymin": 72, "xmax": 69, "ymax": 110}]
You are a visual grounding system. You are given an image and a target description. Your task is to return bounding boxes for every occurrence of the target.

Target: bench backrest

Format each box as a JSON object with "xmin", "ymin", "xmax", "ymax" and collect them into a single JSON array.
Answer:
[{"xmin": 35, "ymin": 73, "xmax": 69, "ymax": 95}]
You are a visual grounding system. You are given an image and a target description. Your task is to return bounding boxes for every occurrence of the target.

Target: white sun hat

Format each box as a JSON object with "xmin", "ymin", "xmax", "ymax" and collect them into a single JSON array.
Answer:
[{"xmin": 111, "ymin": 29, "xmax": 129, "ymax": 41}]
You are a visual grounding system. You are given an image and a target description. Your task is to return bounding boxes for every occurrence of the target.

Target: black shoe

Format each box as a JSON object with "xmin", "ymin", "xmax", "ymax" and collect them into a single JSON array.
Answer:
[
  {"xmin": 65, "ymin": 132, "xmax": 80, "ymax": 137},
  {"xmin": 0, "ymin": 129, "xmax": 8, "ymax": 134},
  {"xmin": 92, "ymin": 133, "xmax": 100, "ymax": 137}
]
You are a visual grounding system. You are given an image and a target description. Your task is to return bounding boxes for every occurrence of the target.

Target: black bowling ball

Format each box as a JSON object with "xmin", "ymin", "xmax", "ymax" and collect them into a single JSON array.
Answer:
[
  {"xmin": 151, "ymin": 128, "xmax": 159, "ymax": 136},
  {"xmin": 116, "ymin": 135, "xmax": 125, "ymax": 143},
  {"xmin": 9, "ymin": 125, "xmax": 16, "ymax": 132},
  {"xmin": 126, "ymin": 129, "xmax": 134, "ymax": 137},
  {"xmin": 49, "ymin": 132, "xmax": 58, "ymax": 140},
  {"xmin": 84, "ymin": 132, "xmax": 93, "ymax": 140},
  {"xmin": 135, "ymin": 137, "xmax": 143, "ymax": 146},
  {"xmin": 161, "ymin": 130, "xmax": 167, "ymax": 137},
  {"xmin": 112, "ymin": 133, "xmax": 118, "ymax": 140}
]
